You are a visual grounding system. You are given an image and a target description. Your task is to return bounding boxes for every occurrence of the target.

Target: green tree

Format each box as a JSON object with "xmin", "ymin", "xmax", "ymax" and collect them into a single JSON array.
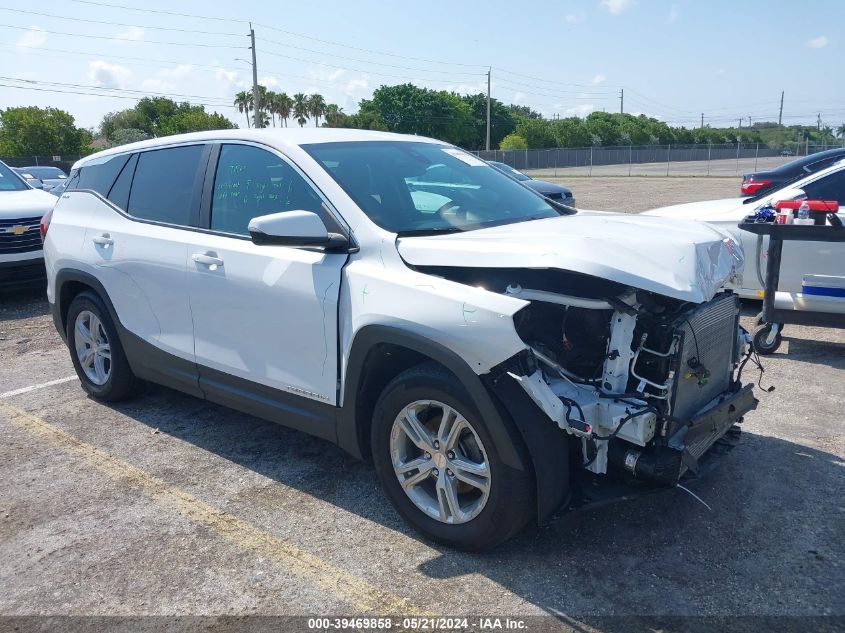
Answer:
[
  {"xmin": 514, "ymin": 118, "xmax": 555, "ymax": 148},
  {"xmin": 324, "ymin": 104, "xmax": 346, "ymax": 127},
  {"xmin": 276, "ymin": 93, "xmax": 293, "ymax": 127},
  {"xmin": 307, "ymin": 94, "xmax": 327, "ymax": 127},
  {"xmin": 0, "ymin": 106, "xmax": 91, "ymax": 156},
  {"xmin": 356, "ymin": 84, "xmax": 475, "ymax": 146},
  {"xmin": 499, "ymin": 133, "xmax": 528, "ymax": 150},
  {"xmin": 460, "ymin": 93, "xmax": 518, "ymax": 150},
  {"xmin": 98, "ymin": 98, "xmax": 235, "ymax": 142},
  {"xmin": 234, "ymin": 91, "xmax": 252, "ymax": 128},
  {"xmin": 293, "ymin": 93, "xmax": 309, "ymax": 127},
  {"xmin": 837, "ymin": 123, "xmax": 845, "ymax": 140}
]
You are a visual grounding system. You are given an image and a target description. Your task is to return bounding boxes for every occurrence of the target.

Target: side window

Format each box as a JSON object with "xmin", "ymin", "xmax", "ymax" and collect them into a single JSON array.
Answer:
[
  {"xmin": 210, "ymin": 144, "xmax": 325, "ymax": 235},
  {"xmin": 75, "ymin": 153, "xmax": 130, "ymax": 197},
  {"xmin": 803, "ymin": 170, "xmax": 845, "ymax": 205},
  {"xmin": 128, "ymin": 145, "xmax": 205, "ymax": 226},
  {"xmin": 107, "ymin": 153, "xmax": 138, "ymax": 211}
]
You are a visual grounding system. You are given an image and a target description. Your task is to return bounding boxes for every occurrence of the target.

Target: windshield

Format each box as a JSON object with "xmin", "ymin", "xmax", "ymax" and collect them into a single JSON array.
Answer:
[
  {"xmin": 489, "ymin": 161, "xmax": 530, "ymax": 181},
  {"xmin": 21, "ymin": 166, "xmax": 66, "ymax": 180},
  {"xmin": 0, "ymin": 162, "xmax": 29, "ymax": 192},
  {"xmin": 303, "ymin": 141, "xmax": 564, "ymax": 234}
]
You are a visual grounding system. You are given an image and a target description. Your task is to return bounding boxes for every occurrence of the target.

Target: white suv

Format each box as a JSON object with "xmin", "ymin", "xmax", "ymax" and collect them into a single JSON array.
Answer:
[{"xmin": 44, "ymin": 129, "xmax": 757, "ymax": 549}]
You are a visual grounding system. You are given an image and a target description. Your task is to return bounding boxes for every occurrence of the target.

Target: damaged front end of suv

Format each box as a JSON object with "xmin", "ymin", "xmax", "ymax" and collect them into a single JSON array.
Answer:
[{"xmin": 398, "ymin": 213, "xmax": 759, "ymax": 518}]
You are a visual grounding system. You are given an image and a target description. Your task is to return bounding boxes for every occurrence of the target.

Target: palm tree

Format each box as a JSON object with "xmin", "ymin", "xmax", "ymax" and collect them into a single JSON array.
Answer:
[
  {"xmin": 837, "ymin": 123, "xmax": 845, "ymax": 140},
  {"xmin": 307, "ymin": 93, "xmax": 327, "ymax": 127},
  {"xmin": 293, "ymin": 93, "xmax": 309, "ymax": 127},
  {"xmin": 324, "ymin": 104, "xmax": 344, "ymax": 127},
  {"xmin": 254, "ymin": 85, "xmax": 269, "ymax": 128},
  {"xmin": 265, "ymin": 90, "xmax": 277, "ymax": 127},
  {"xmin": 276, "ymin": 92, "xmax": 293, "ymax": 127},
  {"xmin": 234, "ymin": 91, "xmax": 252, "ymax": 128}
]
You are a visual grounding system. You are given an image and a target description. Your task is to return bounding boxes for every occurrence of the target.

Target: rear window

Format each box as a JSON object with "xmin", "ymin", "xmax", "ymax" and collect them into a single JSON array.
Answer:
[
  {"xmin": 75, "ymin": 154, "xmax": 131, "ymax": 197},
  {"xmin": 127, "ymin": 145, "xmax": 205, "ymax": 226},
  {"xmin": 21, "ymin": 167, "xmax": 66, "ymax": 180}
]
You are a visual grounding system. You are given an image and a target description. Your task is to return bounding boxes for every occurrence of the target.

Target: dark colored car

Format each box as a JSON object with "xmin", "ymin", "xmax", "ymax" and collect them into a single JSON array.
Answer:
[
  {"xmin": 488, "ymin": 161, "xmax": 576, "ymax": 206},
  {"xmin": 17, "ymin": 166, "xmax": 68, "ymax": 192},
  {"xmin": 741, "ymin": 147, "xmax": 845, "ymax": 196}
]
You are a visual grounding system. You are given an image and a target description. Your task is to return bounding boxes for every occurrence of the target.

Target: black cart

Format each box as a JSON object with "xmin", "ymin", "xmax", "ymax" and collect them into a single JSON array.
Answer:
[{"xmin": 738, "ymin": 221, "xmax": 845, "ymax": 354}]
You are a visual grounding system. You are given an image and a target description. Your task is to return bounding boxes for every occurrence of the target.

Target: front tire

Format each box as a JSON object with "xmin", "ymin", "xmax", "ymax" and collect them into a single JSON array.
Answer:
[
  {"xmin": 371, "ymin": 363, "xmax": 533, "ymax": 550},
  {"xmin": 66, "ymin": 291, "xmax": 137, "ymax": 401}
]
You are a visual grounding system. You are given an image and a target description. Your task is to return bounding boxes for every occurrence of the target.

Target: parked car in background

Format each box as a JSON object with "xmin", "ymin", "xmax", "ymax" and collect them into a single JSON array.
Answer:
[
  {"xmin": 645, "ymin": 159, "xmax": 845, "ymax": 298},
  {"xmin": 0, "ymin": 160, "xmax": 58, "ymax": 288},
  {"xmin": 17, "ymin": 166, "xmax": 68, "ymax": 192},
  {"xmin": 741, "ymin": 147, "xmax": 845, "ymax": 196},
  {"xmin": 44, "ymin": 129, "xmax": 753, "ymax": 549},
  {"xmin": 488, "ymin": 161, "xmax": 576, "ymax": 206},
  {"xmin": 13, "ymin": 168, "xmax": 47, "ymax": 191}
]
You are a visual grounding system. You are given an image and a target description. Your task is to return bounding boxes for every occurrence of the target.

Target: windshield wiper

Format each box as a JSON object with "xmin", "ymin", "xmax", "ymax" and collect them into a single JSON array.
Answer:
[{"xmin": 396, "ymin": 226, "xmax": 465, "ymax": 237}]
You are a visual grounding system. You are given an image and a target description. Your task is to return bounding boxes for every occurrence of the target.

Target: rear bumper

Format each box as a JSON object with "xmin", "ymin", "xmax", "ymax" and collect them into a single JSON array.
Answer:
[{"xmin": 0, "ymin": 258, "xmax": 46, "ymax": 289}]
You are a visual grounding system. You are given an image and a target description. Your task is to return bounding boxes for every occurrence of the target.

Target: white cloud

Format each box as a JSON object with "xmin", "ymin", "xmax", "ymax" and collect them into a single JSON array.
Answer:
[
  {"xmin": 215, "ymin": 68, "xmax": 239, "ymax": 84},
  {"xmin": 16, "ymin": 26, "xmax": 46, "ymax": 49},
  {"xmin": 591, "ymin": 73, "xmax": 606, "ymax": 85},
  {"xmin": 667, "ymin": 3, "xmax": 680, "ymax": 23},
  {"xmin": 806, "ymin": 35, "xmax": 828, "ymax": 49},
  {"xmin": 116, "ymin": 26, "xmax": 144, "ymax": 42},
  {"xmin": 512, "ymin": 91, "xmax": 527, "ymax": 104},
  {"xmin": 564, "ymin": 104, "xmax": 595, "ymax": 117},
  {"xmin": 259, "ymin": 76, "xmax": 280, "ymax": 90},
  {"xmin": 599, "ymin": 0, "xmax": 635, "ymax": 14},
  {"xmin": 88, "ymin": 60, "xmax": 131, "ymax": 88},
  {"xmin": 141, "ymin": 78, "xmax": 164, "ymax": 91},
  {"xmin": 565, "ymin": 13, "xmax": 585, "ymax": 23},
  {"xmin": 161, "ymin": 64, "xmax": 193, "ymax": 80}
]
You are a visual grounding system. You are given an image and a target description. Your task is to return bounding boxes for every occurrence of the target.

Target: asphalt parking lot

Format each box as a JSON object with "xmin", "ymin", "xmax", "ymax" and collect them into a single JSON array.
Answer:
[{"xmin": 1, "ymin": 177, "xmax": 843, "ymax": 628}]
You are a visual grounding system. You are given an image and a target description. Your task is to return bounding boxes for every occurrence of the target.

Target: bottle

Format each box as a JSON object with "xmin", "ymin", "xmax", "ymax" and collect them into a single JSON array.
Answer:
[{"xmin": 798, "ymin": 201, "xmax": 810, "ymax": 220}]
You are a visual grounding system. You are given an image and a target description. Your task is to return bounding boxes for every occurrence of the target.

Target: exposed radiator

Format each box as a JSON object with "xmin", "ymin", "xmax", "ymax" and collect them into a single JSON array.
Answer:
[{"xmin": 670, "ymin": 292, "xmax": 739, "ymax": 420}]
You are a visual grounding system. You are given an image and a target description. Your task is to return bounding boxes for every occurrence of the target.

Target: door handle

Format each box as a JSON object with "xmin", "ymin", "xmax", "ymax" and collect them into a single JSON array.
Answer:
[
  {"xmin": 92, "ymin": 234, "xmax": 113, "ymax": 248},
  {"xmin": 192, "ymin": 252, "xmax": 224, "ymax": 269}
]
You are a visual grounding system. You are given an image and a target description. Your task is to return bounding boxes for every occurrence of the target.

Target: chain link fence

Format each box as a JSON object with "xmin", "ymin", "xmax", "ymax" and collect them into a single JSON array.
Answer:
[
  {"xmin": 0, "ymin": 155, "xmax": 85, "ymax": 173},
  {"xmin": 472, "ymin": 143, "xmax": 845, "ymax": 178}
]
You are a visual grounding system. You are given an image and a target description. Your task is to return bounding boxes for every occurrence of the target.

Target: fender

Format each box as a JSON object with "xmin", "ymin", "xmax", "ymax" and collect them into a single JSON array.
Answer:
[
  {"xmin": 339, "ymin": 324, "xmax": 528, "ymax": 469},
  {"xmin": 52, "ymin": 268, "xmax": 203, "ymax": 398}
]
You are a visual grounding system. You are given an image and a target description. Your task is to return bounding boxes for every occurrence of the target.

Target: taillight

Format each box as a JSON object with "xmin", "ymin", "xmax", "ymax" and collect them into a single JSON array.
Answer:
[
  {"xmin": 741, "ymin": 179, "xmax": 771, "ymax": 195},
  {"xmin": 39, "ymin": 208, "xmax": 53, "ymax": 241}
]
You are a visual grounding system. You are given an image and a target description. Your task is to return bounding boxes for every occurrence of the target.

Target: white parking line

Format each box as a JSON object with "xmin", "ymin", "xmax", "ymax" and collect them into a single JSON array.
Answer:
[{"xmin": 0, "ymin": 375, "xmax": 78, "ymax": 399}]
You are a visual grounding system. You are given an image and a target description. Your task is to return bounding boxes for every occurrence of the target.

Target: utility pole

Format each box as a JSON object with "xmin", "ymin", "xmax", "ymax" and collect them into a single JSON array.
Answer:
[
  {"xmin": 485, "ymin": 67, "xmax": 491, "ymax": 151},
  {"xmin": 619, "ymin": 88, "xmax": 624, "ymax": 114},
  {"xmin": 249, "ymin": 23, "xmax": 261, "ymax": 128},
  {"xmin": 700, "ymin": 113, "xmax": 704, "ymax": 128},
  {"xmin": 748, "ymin": 116, "xmax": 752, "ymax": 127},
  {"xmin": 738, "ymin": 118, "xmax": 742, "ymax": 129},
  {"xmin": 817, "ymin": 112, "xmax": 822, "ymax": 131},
  {"xmin": 778, "ymin": 91, "xmax": 784, "ymax": 127}
]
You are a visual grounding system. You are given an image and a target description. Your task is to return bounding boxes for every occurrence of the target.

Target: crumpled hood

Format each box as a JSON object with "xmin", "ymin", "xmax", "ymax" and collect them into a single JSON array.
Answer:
[
  {"xmin": 643, "ymin": 197, "xmax": 747, "ymax": 221},
  {"xmin": 397, "ymin": 213, "xmax": 744, "ymax": 303}
]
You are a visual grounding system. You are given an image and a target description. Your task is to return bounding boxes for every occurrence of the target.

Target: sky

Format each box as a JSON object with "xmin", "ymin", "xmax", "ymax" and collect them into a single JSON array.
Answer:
[{"xmin": 1, "ymin": 0, "xmax": 843, "ymax": 133}]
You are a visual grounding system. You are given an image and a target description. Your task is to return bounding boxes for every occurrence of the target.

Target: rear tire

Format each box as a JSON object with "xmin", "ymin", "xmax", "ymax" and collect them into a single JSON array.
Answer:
[
  {"xmin": 371, "ymin": 362, "xmax": 534, "ymax": 550},
  {"xmin": 66, "ymin": 291, "xmax": 137, "ymax": 401}
]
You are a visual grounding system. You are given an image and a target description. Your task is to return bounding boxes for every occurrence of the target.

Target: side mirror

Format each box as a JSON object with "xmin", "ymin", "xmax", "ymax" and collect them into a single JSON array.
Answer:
[{"xmin": 248, "ymin": 211, "xmax": 349, "ymax": 249}]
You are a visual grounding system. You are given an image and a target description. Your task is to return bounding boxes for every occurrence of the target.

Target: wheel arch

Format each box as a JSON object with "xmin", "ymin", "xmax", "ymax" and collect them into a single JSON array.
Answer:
[
  {"xmin": 338, "ymin": 324, "xmax": 528, "ymax": 471},
  {"xmin": 53, "ymin": 269, "xmax": 121, "ymax": 344}
]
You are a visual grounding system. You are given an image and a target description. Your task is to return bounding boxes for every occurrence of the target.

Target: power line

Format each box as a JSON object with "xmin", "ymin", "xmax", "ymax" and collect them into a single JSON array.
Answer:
[
  {"xmin": 0, "ymin": 24, "xmax": 244, "ymax": 49},
  {"xmin": 257, "ymin": 36, "xmax": 485, "ymax": 77},
  {"xmin": 67, "ymin": 0, "xmax": 247, "ymax": 23},
  {"xmin": 0, "ymin": 82, "xmax": 233, "ymax": 110},
  {"xmin": 0, "ymin": 6, "xmax": 243, "ymax": 37},
  {"xmin": 0, "ymin": 76, "xmax": 233, "ymax": 105}
]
